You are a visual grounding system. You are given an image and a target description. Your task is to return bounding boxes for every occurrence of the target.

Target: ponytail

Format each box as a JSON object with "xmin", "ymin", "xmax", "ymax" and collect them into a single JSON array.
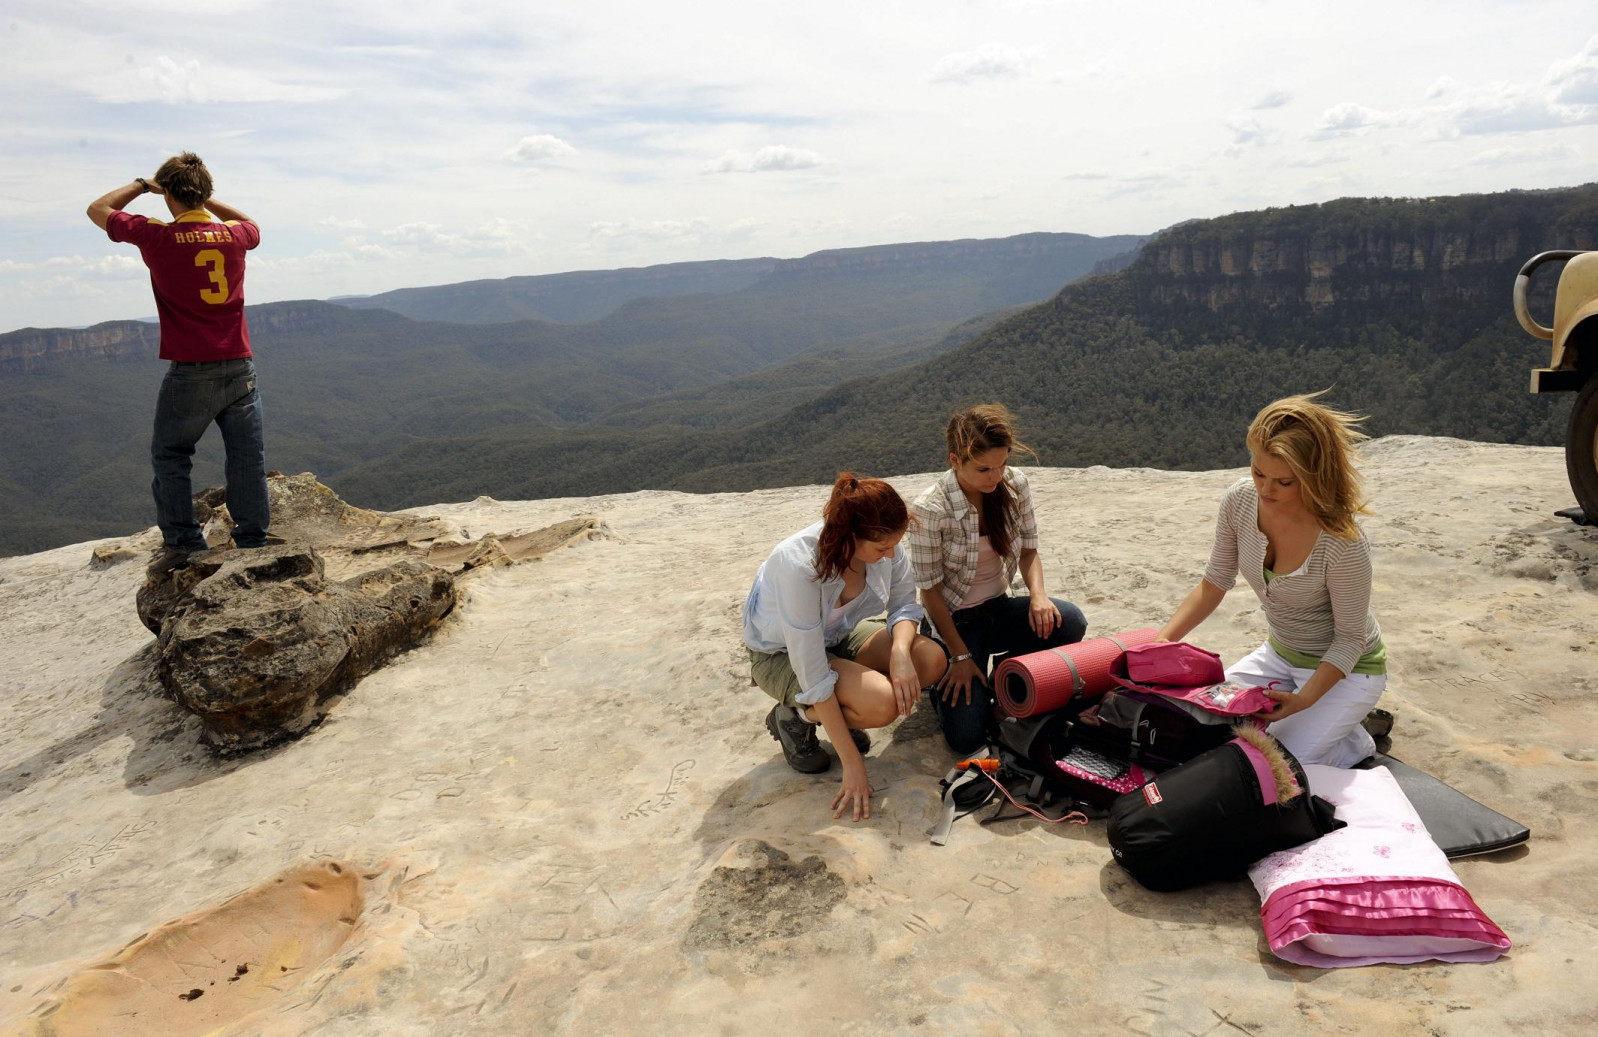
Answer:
[{"xmin": 815, "ymin": 472, "xmax": 909, "ymax": 581}]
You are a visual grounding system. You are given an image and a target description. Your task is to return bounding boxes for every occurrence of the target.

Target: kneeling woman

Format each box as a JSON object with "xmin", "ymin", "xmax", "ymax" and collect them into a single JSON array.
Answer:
[
  {"xmin": 1158, "ymin": 393, "xmax": 1387, "ymax": 768},
  {"xmin": 743, "ymin": 473, "xmax": 947, "ymax": 821},
  {"xmin": 909, "ymin": 405, "xmax": 1087, "ymax": 755}
]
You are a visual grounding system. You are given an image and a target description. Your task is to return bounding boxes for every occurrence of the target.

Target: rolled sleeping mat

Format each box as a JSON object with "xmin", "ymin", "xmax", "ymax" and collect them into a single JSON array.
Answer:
[{"xmin": 993, "ymin": 627, "xmax": 1159, "ymax": 718}]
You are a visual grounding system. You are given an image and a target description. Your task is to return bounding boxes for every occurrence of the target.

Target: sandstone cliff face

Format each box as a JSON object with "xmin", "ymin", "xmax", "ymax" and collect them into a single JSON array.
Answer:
[
  {"xmin": 0, "ymin": 301, "xmax": 390, "ymax": 370},
  {"xmin": 1130, "ymin": 188, "xmax": 1598, "ymax": 317},
  {"xmin": 0, "ymin": 321, "xmax": 159, "ymax": 369}
]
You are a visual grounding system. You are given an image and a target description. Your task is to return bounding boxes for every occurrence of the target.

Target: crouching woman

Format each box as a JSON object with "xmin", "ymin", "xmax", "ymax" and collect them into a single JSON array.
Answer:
[
  {"xmin": 743, "ymin": 474, "xmax": 948, "ymax": 821},
  {"xmin": 1158, "ymin": 393, "xmax": 1387, "ymax": 767}
]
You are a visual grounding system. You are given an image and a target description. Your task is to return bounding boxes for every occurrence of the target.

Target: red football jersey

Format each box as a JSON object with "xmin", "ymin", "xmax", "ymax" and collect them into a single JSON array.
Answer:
[{"xmin": 107, "ymin": 209, "xmax": 261, "ymax": 362}]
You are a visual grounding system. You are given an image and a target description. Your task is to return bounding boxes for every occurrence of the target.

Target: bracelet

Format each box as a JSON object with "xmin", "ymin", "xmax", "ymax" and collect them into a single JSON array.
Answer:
[
  {"xmin": 950, "ymin": 653, "xmax": 972, "ymax": 663},
  {"xmin": 135, "ymin": 177, "xmax": 150, "ymax": 193}
]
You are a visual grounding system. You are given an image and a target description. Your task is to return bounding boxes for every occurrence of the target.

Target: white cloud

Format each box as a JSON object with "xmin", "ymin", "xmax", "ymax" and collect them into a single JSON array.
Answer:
[
  {"xmin": 1309, "ymin": 102, "xmax": 1393, "ymax": 139},
  {"xmin": 15, "ymin": 274, "xmax": 114, "ymax": 299},
  {"xmin": 1225, "ymin": 114, "xmax": 1267, "ymax": 147},
  {"xmin": 380, "ymin": 218, "xmax": 530, "ymax": 256},
  {"xmin": 1464, "ymin": 143, "xmax": 1579, "ymax": 166},
  {"xmin": 1448, "ymin": 91, "xmax": 1595, "ymax": 135},
  {"xmin": 1546, "ymin": 34, "xmax": 1598, "ymax": 105},
  {"xmin": 85, "ymin": 54, "xmax": 342, "ymax": 104},
  {"xmin": 1314, "ymin": 39, "xmax": 1598, "ymax": 142},
  {"xmin": 336, "ymin": 44, "xmax": 431, "ymax": 58},
  {"xmin": 506, "ymin": 134, "xmax": 577, "ymax": 164},
  {"xmin": 589, "ymin": 218, "xmax": 712, "ymax": 240},
  {"xmin": 928, "ymin": 44, "xmax": 1035, "ymax": 84},
  {"xmin": 2, "ymin": 254, "xmax": 144, "ymax": 278},
  {"xmin": 140, "ymin": 56, "xmax": 207, "ymax": 103},
  {"xmin": 1250, "ymin": 90, "xmax": 1292, "ymax": 110},
  {"xmin": 703, "ymin": 145, "xmax": 827, "ymax": 174},
  {"xmin": 250, "ymin": 244, "xmax": 403, "ymax": 273}
]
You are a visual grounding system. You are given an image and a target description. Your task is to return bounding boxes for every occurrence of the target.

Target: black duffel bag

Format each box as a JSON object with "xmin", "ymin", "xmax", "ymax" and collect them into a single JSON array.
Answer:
[{"xmin": 1106, "ymin": 726, "xmax": 1343, "ymax": 891}]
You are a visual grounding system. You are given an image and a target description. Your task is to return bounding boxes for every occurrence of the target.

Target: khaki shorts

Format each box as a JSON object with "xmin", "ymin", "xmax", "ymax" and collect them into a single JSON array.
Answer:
[{"xmin": 750, "ymin": 619, "xmax": 886, "ymax": 708}]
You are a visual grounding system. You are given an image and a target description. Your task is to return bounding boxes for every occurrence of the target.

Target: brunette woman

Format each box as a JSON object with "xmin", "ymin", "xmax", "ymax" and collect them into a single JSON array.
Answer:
[
  {"xmin": 908, "ymin": 405, "xmax": 1087, "ymax": 755},
  {"xmin": 743, "ymin": 474, "xmax": 947, "ymax": 820}
]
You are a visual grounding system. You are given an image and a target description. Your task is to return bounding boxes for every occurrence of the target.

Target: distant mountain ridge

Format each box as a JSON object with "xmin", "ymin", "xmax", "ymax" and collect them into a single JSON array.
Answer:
[
  {"xmin": 341, "ymin": 257, "xmax": 779, "ymax": 325},
  {"xmin": 0, "ymin": 229, "xmax": 1142, "ymax": 554},
  {"xmin": 335, "ymin": 232, "xmax": 1146, "ymax": 326},
  {"xmin": 323, "ymin": 183, "xmax": 1597, "ymax": 510}
]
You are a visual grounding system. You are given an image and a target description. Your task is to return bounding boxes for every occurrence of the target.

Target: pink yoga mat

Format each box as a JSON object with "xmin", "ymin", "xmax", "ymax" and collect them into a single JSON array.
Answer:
[{"xmin": 993, "ymin": 628, "xmax": 1160, "ymax": 718}]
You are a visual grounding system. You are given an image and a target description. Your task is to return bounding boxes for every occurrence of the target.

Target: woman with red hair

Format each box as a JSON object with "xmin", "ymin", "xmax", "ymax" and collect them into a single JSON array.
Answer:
[{"xmin": 744, "ymin": 473, "xmax": 948, "ymax": 821}]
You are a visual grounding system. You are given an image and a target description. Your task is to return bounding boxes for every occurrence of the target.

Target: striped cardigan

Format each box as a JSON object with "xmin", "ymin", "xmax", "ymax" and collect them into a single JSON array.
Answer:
[{"xmin": 1203, "ymin": 478, "xmax": 1382, "ymax": 676}]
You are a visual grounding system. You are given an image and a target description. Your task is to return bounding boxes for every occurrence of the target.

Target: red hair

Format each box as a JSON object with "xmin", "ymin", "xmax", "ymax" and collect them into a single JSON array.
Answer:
[{"xmin": 815, "ymin": 473, "xmax": 909, "ymax": 582}]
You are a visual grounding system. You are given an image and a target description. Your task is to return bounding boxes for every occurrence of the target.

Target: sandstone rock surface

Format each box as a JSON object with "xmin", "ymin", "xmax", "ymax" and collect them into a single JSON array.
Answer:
[
  {"xmin": 128, "ymin": 474, "xmax": 604, "ymax": 753},
  {"xmin": 2, "ymin": 439, "xmax": 1594, "ymax": 1036},
  {"xmin": 149, "ymin": 544, "xmax": 457, "ymax": 753}
]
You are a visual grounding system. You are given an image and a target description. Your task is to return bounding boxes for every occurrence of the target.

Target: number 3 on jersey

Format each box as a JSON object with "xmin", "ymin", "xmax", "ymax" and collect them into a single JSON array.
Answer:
[{"xmin": 195, "ymin": 248, "xmax": 230, "ymax": 304}]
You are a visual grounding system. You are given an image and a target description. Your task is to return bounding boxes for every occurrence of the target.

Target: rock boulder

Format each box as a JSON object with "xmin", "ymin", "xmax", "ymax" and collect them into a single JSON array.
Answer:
[{"xmin": 146, "ymin": 544, "xmax": 456, "ymax": 753}]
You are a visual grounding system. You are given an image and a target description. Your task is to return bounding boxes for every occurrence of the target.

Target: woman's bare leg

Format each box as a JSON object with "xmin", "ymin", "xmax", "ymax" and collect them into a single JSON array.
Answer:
[{"xmin": 849, "ymin": 626, "xmax": 948, "ymax": 689}]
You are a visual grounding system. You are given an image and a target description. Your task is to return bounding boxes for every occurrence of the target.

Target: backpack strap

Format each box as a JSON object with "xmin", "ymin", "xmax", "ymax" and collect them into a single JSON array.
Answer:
[
  {"xmin": 1047, "ymin": 647, "xmax": 1084, "ymax": 694},
  {"xmin": 1048, "ymin": 635, "xmax": 1131, "ymax": 696},
  {"xmin": 1126, "ymin": 699, "xmax": 1149, "ymax": 762},
  {"xmin": 928, "ymin": 767, "xmax": 987, "ymax": 846}
]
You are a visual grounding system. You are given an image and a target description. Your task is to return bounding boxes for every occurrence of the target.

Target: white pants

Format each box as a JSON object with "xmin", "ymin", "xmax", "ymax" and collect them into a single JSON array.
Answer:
[{"xmin": 1226, "ymin": 642, "xmax": 1386, "ymax": 768}]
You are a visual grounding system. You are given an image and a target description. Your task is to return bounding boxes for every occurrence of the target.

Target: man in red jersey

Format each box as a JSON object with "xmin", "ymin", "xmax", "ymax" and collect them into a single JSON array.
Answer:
[{"xmin": 88, "ymin": 152, "xmax": 271, "ymax": 572}]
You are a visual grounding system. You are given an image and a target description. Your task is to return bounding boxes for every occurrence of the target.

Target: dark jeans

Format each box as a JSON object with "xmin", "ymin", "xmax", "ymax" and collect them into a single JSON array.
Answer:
[
  {"xmin": 930, "ymin": 594, "xmax": 1087, "ymax": 755},
  {"xmin": 151, "ymin": 358, "xmax": 270, "ymax": 550}
]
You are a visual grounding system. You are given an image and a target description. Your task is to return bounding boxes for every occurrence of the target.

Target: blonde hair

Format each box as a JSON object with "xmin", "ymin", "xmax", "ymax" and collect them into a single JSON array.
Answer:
[{"xmin": 1246, "ymin": 391, "xmax": 1370, "ymax": 539}]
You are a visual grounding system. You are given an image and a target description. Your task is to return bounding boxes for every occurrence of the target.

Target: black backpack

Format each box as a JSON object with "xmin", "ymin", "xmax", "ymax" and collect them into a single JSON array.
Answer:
[
  {"xmin": 1070, "ymin": 688, "xmax": 1237, "ymax": 771},
  {"xmin": 927, "ymin": 710, "xmax": 1149, "ymax": 844}
]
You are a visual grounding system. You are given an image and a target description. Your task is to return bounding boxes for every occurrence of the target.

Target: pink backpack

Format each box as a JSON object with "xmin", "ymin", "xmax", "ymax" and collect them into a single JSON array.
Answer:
[{"xmin": 1122, "ymin": 642, "xmax": 1225, "ymax": 687}]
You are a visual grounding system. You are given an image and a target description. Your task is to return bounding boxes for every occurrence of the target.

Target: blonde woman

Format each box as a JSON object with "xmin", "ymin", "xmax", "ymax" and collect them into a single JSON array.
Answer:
[
  {"xmin": 1158, "ymin": 393, "xmax": 1386, "ymax": 768},
  {"xmin": 909, "ymin": 404, "xmax": 1087, "ymax": 754}
]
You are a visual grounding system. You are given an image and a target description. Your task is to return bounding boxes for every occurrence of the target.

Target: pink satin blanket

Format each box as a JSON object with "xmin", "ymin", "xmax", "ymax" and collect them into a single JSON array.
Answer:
[{"xmin": 1249, "ymin": 764, "xmax": 1511, "ymax": 967}]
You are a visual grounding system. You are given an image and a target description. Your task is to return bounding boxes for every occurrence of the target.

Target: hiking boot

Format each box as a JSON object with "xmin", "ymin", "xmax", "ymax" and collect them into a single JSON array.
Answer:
[
  {"xmin": 1361, "ymin": 708, "xmax": 1394, "ymax": 740},
  {"xmin": 765, "ymin": 704, "xmax": 830, "ymax": 773},
  {"xmin": 146, "ymin": 546, "xmax": 198, "ymax": 577},
  {"xmin": 848, "ymin": 729, "xmax": 871, "ymax": 754}
]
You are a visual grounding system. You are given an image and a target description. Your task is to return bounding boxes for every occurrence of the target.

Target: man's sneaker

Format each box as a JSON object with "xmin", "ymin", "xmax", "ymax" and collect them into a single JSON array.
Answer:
[
  {"xmin": 848, "ymin": 729, "xmax": 871, "ymax": 754},
  {"xmin": 146, "ymin": 546, "xmax": 197, "ymax": 577},
  {"xmin": 765, "ymin": 704, "xmax": 830, "ymax": 774}
]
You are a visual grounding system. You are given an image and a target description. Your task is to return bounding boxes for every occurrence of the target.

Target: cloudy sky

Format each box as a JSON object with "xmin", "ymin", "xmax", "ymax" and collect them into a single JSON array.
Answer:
[{"xmin": 3, "ymin": 0, "xmax": 1597, "ymax": 331}]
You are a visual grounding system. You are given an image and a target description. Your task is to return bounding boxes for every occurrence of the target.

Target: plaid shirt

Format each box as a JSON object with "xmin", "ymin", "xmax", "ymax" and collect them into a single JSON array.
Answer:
[{"xmin": 908, "ymin": 467, "xmax": 1040, "ymax": 612}]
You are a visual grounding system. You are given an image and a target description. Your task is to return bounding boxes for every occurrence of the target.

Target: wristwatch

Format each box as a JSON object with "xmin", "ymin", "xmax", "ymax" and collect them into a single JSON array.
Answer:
[
  {"xmin": 135, "ymin": 178, "xmax": 151, "ymax": 193},
  {"xmin": 950, "ymin": 653, "xmax": 972, "ymax": 663}
]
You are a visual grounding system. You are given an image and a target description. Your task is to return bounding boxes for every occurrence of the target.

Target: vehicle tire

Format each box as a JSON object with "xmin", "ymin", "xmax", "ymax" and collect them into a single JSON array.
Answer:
[{"xmin": 1568, "ymin": 374, "xmax": 1598, "ymax": 519}]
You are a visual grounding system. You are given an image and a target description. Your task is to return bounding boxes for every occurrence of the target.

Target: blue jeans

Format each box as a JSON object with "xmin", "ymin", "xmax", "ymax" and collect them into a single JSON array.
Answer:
[
  {"xmin": 930, "ymin": 594, "xmax": 1088, "ymax": 755},
  {"xmin": 151, "ymin": 358, "xmax": 270, "ymax": 550}
]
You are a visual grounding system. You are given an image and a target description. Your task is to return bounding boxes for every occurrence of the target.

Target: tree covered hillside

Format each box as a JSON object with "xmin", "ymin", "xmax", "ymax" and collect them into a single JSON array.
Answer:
[
  {"xmin": 1, "ymin": 232, "xmax": 1134, "ymax": 555},
  {"xmin": 330, "ymin": 185, "xmax": 1595, "ymax": 510}
]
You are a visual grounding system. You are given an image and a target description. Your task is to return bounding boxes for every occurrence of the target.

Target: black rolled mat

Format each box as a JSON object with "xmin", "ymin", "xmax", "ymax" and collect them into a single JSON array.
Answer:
[{"xmin": 1355, "ymin": 753, "xmax": 1530, "ymax": 858}]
